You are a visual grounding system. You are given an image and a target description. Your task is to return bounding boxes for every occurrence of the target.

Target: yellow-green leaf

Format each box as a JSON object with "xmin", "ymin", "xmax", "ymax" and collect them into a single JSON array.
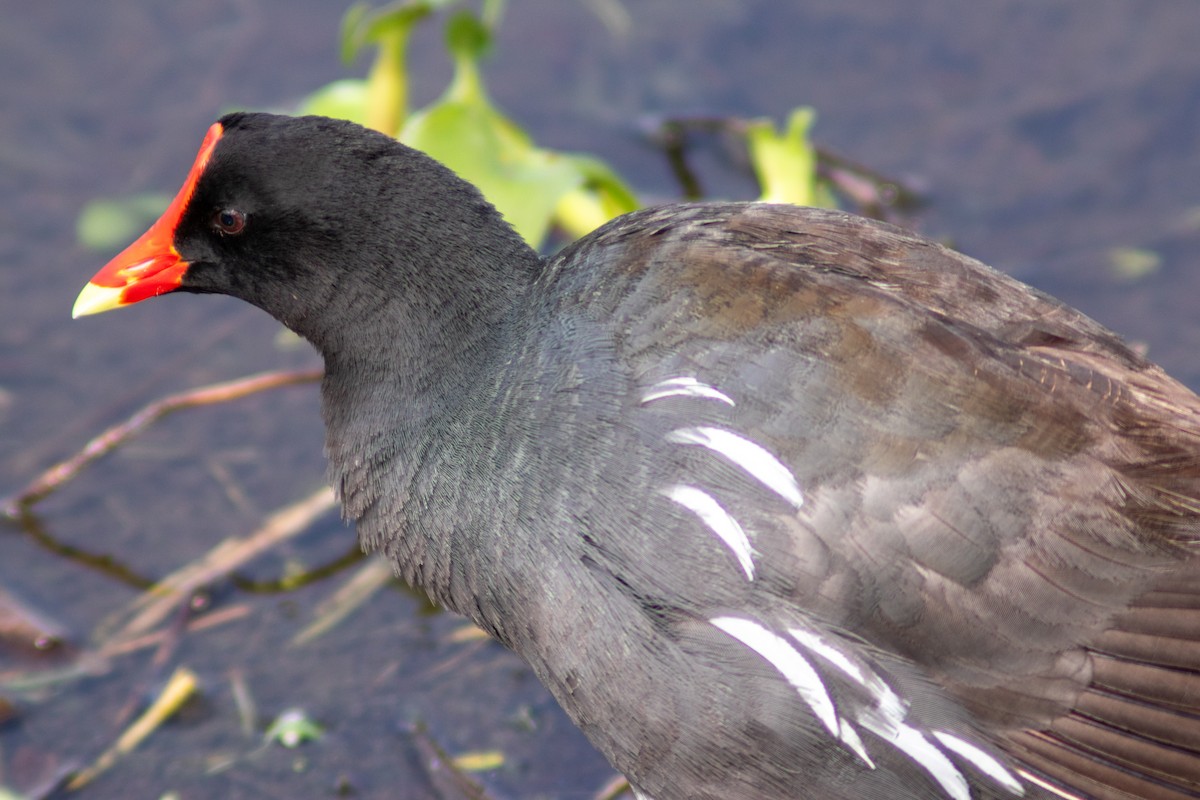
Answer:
[
  {"xmin": 76, "ymin": 193, "xmax": 172, "ymax": 252},
  {"xmin": 265, "ymin": 708, "xmax": 324, "ymax": 748},
  {"xmin": 452, "ymin": 750, "xmax": 505, "ymax": 772},
  {"xmin": 747, "ymin": 107, "xmax": 830, "ymax": 207},
  {"xmin": 298, "ymin": 3, "xmax": 638, "ymax": 246},
  {"xmin": 404, "ymin": 101, "xmax": 583, "ymax": 246},
  {"xmin": 339, "ymin": 1, "xmax": 453, "ymax": 135},
  {"xmin": 1109, "ymin": 246, "xmax": 1161, "ymax": 281},
  {"xmin": 296, "ymin": 79, "xmax": 369, "ymax": 126},
  {"xmin": 552, "ymin": 154, "xmax": 640, "ymax": 238}
]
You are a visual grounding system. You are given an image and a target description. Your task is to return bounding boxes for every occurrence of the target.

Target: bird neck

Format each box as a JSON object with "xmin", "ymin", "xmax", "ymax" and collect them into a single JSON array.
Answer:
[{"xmin": 313, "ymin": 232, "xmax": 546, "ymax": 609}]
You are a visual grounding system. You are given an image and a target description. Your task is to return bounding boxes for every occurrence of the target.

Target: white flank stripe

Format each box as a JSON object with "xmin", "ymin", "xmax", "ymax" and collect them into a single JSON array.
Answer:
[
  {"xmin": 666, "ymin": 426, "xmax": 803, "ymax": 508},
  {"xmin": 788, "ymin": 628, "xmax": 870, "ymax": 689},
  {"xmin": 837, "ymin": 716, "xmax": 875, "ymax": 768},
  {"xmin": 787, "ymin": 626, "xmax": 906, "ymax": 725},
  {"xmin": 641, "ymin": 377, "xmax": 736, "ymax": 406},
  {"xmin": 891, "ymin": 725, "xmax": 970, "ymax": 800},
  {"xmin": 662, "ymin": 485, "xmax": 755, "ymax": 580},
  {"xmin": 710, "ymin": 617, "xmax": 838, "ymax": 738},
  {"xmin": 934, "ymin": 732, "xmax": 1024, "ymax": 795},
  {"xmin": 1016, "ymin": 769, "xmax": 1087, "ymax": 800},
  {"xmin": 790, "ymin": 625, "xmax": 1003, "ymax": 799}
]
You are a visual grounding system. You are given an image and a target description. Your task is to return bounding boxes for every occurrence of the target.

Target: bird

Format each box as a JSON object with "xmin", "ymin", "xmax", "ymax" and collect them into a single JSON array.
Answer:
[{"xmin": 74, "ymin": 112, "xmax": 1200, "ymax": 800}]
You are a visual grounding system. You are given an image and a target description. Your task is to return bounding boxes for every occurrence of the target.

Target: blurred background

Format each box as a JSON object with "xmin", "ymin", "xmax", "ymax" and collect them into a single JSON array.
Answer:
[{"xmin": 2, "ymin": 2, "xmax": 1199, "ymax": 798}]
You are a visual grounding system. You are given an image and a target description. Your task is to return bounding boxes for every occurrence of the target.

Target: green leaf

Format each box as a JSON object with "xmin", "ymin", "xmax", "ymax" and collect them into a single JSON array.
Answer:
[
  {"xmin": 747, "ymin": 107, "xmax": 831, "ymax": 207},
  {"xmin": 398, "ymin": 8, "xmax": 637, "ymax": 245},
  {"xmin": 264, "ymin": 708, "xmax": 324, "ymax": 748},
  {"xmin": 289, "ymin": 2, "xmax": 638, "ymax": 246},
  {"xmin": 452, "ymin": 749, "xmax": 506, "ymax": 771},
  {"xmin": 335, "ymin": 1, "xmax": 462, "ymax": 135},
  {"xmin": 341, "ymin": 1, "xmax": 455, "ymax": 63},
  {"xmin": 479, "ymin": 0, "xmax": 507, "ymax": 29},
  {"xmin": 295, "ymin": 79, "xmax": 369, "ymax": 126},
  {"xmin": 444, "ymin": 9, "xmax": 491, "ymax": 60},
  {"xmin": 404, "ymin": 101, "xmax": 584, "ymax": 246},
  {"xmin": 1109, "ymin": 246, "xmax": 1161, "ymax": 281},
  {"xmin": 338, "ymin": 2, "xmax": 371, "ymax": 64},
  {"xmin": 552, "ymin": 153, "xmax": 640, "ymax": 238},
  {"xmin": 76, "ymin": 193, "xmax": 172, "ymax": 252}
]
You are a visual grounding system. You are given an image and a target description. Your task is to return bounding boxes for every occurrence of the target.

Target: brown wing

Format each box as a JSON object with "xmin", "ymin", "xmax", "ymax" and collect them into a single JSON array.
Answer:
[{"xmin": 565, "ymin": 203, "xmax": 1200, "ymax": 798}]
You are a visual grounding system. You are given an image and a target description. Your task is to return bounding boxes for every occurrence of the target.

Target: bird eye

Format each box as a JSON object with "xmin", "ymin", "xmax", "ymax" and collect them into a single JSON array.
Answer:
[{"xmin": 213, "ymin": 208, "xmax": 247, "ymax": 235}]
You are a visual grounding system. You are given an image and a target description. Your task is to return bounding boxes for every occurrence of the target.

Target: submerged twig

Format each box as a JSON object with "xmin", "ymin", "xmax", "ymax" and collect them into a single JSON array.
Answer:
[
  {"xmin": 65, "ymin": 665, "xmax": 199, "ymax": 791},
  {"xmin": 406, "ymin": 721, "xmax": 495, "ymax": 800},
  {"xmin": 0, "ymin": 652, "xmax": 111, "ymax": 695},
  {"xmin": 1, "ymin": 606, "xmax": 249, "ymax": 696},
  {"xmin": 2, "ymin": 368, "xmax": 322, "ymax": 517},
  {"xmin": 593, "ymin": 774, "xmax": 635, "ymax": 800},
  {"xmin": 643, "ymin": 113, "xmax": 922, "ymax": 221},
  {"xmin": 290, "ymin": 557, "xmax": 395, "ymax": 645},
  {"xmin": 111, "ymin": 596, "xmax": 195, "ymax": 730},
  {"xmin": 228, "ymin": 668, "xmax": 259, "ymax": 737},
  {"xmin": 231, "ymin": 542, "xmax": 366, "ymax": 594},
  {"xmin": 10, "ymin": 511, "xmax": 156, "ymax": 590},
  {"xmin": 0, "ymin": 585, "xmax": 69, "ymax": 652},
  {"xmin": 97, "ymin": 605, "xmax": 252, "ymax": 659},
  {"xmin": 95, "ymin": 486, "xmax": 336, "ymax": 650}
]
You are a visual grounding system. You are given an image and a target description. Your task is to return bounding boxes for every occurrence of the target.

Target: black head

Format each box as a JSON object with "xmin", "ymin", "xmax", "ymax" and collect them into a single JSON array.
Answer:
[{"xmin": 74, "ymin": 112, "xmax": 537, "ymax": 353}]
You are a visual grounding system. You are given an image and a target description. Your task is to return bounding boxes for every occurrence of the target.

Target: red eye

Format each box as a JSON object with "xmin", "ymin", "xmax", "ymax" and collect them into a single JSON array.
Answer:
[{"xmin": 213, "ymin": 208, "xmax": 247, "ymax": 235}]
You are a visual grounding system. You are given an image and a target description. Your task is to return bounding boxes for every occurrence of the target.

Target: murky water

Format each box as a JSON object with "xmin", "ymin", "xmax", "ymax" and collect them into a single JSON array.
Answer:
[{"xmin": 2, "ymin": 2, "xmax": 1199, "ymax": 798}]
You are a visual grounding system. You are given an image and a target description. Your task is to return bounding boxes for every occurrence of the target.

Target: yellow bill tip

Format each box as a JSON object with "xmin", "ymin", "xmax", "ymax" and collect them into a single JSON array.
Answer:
[{"xmin": 72, "ymin": 281, "xmax": 126, "ymax": 319}]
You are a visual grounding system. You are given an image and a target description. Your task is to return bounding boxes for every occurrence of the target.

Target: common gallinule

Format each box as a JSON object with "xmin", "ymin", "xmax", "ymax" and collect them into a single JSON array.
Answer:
[{"xmin": 75, "ymin": 113, "xmax": 1200, "ymax": 800}]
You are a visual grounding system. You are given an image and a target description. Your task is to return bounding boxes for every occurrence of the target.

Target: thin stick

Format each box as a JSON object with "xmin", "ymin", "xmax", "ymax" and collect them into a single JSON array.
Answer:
[
  {"xmin": 66, "ymin": 665, "xmax": 199, "ymax": 790},
  {"xmin": 97, "ymin": 605, "xmax": 252, "ymax": 658},
  {"xmin": 290, "ymin": 557, "xmax": 394, "ymax": 645},
  {"xmin": 96, "ymin": 485, "xmax": 336, "ymax": 649},
  {"xmin": 1, "ymin": 606, "xmax": 250, "ymax": 694},
  {"xmin": 2, "ymin": 368, "xmax": 321, "ymax": 517}
]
